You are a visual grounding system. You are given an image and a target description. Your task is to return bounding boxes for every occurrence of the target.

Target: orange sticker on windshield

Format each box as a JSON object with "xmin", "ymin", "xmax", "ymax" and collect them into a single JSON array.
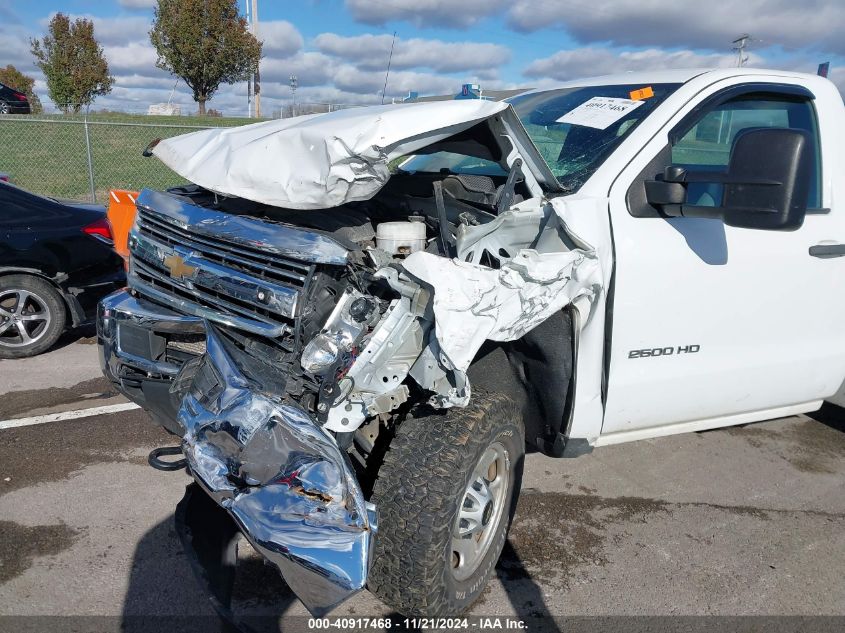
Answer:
[{"xmin": 629, "ymin": 86, "xmax": 654, "ymax": 100}]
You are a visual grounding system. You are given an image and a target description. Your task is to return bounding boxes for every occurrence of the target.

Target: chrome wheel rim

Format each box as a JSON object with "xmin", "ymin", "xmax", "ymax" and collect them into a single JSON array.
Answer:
[
  {"xmin": 451, "ymin": 441, "xmax": 510, "ymax": 581},
  {"xmin": 0, "ymin": 289, "xmax": 52, "ymax": 348},
  {"xmin": 0, "ymin": 103, "xmax": 8, "ymax": 115}
]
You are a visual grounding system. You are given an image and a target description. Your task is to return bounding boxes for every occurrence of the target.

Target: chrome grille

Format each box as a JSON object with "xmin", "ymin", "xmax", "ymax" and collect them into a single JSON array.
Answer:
[
  {"xmin": 136, "ymin": 209, "xmax": 312, "ymax": 288},
  {"xmin": 130, "ymin": 208, "xmax": 316, "ymax": 347}
]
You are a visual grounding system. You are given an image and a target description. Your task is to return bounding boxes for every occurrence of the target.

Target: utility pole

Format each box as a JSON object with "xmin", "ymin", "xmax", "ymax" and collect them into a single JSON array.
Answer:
[
  {"xmin": 252, "ymin": 0, "xmax": 261, "ymax": 118},
  {"xmin": 732, "ymin": 34, "xmax": 751, "ymax": 67},
  {"xmin": 289, "ymin": 75, "xmax": 298, "ymax": 118}
]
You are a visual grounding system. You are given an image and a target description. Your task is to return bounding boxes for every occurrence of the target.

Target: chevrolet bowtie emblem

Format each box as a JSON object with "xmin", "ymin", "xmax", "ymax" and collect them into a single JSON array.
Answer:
[{"xmin": 163, "ymin": 254, "xmax": 197, "ymax": 280}]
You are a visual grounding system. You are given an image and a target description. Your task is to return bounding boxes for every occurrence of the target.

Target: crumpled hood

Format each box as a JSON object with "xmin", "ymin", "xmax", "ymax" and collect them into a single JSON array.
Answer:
[{"xmin": 152, "ymin": 100, "xmax": 510, "ymax": 210}]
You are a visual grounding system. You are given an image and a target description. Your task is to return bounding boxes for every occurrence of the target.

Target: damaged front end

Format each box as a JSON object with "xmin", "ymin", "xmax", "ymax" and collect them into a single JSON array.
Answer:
[
  {"xmin": 98, "ymin": 188, "xmax": 390, "ymax": 614},
  {"xmin": 98, "ymin": 99, "xmax": 602, "ymax": 615}
]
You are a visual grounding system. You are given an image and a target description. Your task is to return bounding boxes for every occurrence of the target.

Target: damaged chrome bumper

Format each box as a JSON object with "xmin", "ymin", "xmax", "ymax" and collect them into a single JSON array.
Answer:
[
  {"xmin": 180, "ymin": 328, "xmax": 377, "ymax": 615},
  {"xmin": 98, "ymin": 290, "xmax": 377, "ymax": 615},
  {"xmin": 98, "ymin": 289, "xmax": 205, "ymax": 434}
]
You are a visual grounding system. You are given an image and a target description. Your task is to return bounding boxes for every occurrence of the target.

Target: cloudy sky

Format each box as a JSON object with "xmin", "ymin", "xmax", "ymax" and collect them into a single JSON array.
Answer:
[{"xmin": 2, "ymin": 0, "xmax": 844, "ymax": 115}]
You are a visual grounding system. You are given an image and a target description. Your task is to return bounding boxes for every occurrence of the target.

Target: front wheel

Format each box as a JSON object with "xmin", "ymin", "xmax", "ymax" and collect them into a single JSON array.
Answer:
[{"xmin": 368, "ymin": 391, "xmax": 524, "ymax": 616}]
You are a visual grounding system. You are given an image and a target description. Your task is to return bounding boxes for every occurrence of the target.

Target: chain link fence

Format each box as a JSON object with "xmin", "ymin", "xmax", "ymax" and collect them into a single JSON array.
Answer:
[
  {"xmin": 0, "ymin": 112, "xmax": 256, "ymax": 203},
  {"xmin": 0, "ymin": 101, "xmax": 367, "ymax": 204},
  {"xmin": 279, "ymin": 102, "xmax": 364, "ymax": 118}
]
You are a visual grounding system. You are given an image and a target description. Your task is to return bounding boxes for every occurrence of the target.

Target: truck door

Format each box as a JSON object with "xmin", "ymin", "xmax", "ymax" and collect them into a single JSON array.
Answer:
[{"xmin": 602, "ymin": 82, "xmax": 845, "ymax": 438}]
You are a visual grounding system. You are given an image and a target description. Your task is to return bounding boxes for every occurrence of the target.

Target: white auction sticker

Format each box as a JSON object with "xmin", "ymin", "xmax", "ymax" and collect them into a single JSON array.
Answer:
[{"xmin": 556, "ymin": 96, "xmax": 645, "ymax": 130}]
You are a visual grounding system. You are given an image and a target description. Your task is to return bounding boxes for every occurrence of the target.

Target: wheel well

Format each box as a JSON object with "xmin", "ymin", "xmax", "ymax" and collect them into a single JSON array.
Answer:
[
  {"xmin": 466, "ymin": 309, "xmax": 575, "ymax": 456},
  {"xmin": 348, "ymin": 309, "xmax": 575, "ymax": 492}
]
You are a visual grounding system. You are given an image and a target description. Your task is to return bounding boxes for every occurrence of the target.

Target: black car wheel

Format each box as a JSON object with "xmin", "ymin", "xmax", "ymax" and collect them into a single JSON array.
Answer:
[
  {"xmin": 368, "ymin": 391, "xmax": 525, "ymax": 616},
  {"xmin": 0, "ymin": 102, "xmax": 9, "ymax": 115},
  {"xmin": 0, "ymin": 275, "xmax": 66, "ymax": 358}
]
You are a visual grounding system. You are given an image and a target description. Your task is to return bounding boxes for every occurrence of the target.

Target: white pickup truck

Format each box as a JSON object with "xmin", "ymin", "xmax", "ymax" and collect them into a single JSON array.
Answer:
[{"xmin": 98, "ymin": 67, "xmax": 845, "ymax": 619}]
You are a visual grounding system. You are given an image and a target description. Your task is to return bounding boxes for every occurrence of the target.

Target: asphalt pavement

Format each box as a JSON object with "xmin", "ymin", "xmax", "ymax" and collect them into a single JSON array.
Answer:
[{"xmin": 1, "ymin": 332, "xmax": 844, "ymax": 632}]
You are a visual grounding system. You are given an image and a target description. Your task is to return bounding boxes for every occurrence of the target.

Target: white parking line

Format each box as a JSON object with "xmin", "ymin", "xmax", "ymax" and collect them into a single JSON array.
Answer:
[{"xmin": 0, "ymin": 402, "xmax": 141, "ymax": 430}]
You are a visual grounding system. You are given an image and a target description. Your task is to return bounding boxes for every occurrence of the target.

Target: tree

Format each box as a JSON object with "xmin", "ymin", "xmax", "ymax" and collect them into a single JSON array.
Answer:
[
  {"xmin": 30, "ymin": 14, "xmax": 113, "ymax": 114},
  {"xmin": 0, "ymin": 65, "xmax": 43, "ymax": 114},
  {"xmin": 150, "ymin": 0, "xmax": 262, "ymax": 116}
]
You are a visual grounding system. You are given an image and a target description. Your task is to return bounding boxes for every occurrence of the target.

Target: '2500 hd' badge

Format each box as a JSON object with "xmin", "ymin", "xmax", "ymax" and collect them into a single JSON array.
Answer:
[{"xmin": 628, "ymin": 345, "xmax": 700, "ymax": 359}]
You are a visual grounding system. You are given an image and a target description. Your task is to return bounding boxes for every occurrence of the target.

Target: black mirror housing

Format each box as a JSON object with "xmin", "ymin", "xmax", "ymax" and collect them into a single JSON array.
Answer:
[
  {"xmin": 721, "ymin": 128, "xmax": 811, "ymax": 231},
  {"xmin": 644, "ymin": 178, "xmax": 685, "ymax": 205},
  {"xmin": 643, "ymin": 128, "xmax": 812, "ymax": 230}
]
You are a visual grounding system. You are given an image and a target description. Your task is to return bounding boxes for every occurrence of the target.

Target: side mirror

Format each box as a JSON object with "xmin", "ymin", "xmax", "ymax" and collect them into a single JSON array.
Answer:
[
  {"xmin": 645, "ymin": 128, "xmax": 812, "ymax": 231},
  {"xmin": 722, "ymin": 128, "xmax": 811, "ymax": 230}
]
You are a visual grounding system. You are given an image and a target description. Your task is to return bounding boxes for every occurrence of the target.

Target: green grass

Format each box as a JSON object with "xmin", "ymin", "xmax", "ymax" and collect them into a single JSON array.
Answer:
[
  {"xmin": 22, "ymin": 111, "xmax": 259, "ymax": 126},
  {"xmin": 0, "ymin": 112, "xmax": 261, "ymax": 203}
]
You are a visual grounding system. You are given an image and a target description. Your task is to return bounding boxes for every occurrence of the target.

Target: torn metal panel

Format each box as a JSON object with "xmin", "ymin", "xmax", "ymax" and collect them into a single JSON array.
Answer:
[
  {"xmin": 316, "ymin": 200, "xmax": 601, "ymax": 416},
  {"xmin": 152, "ymin": 101, "xmax": 511, "ymax": 210},
  {"xmin": 456, "ymin": 200, "xmax": 550, "ymax": 266},
  {"xmin": 401, "ymin": 201, "xmax": 602, "ymax": 374},
  {"xmin": 409, "ymin": 339, "xmax": 471, "ymax": 408},
  {"xmin": 323, "ymin": 295, "xmax": 426, "ymax": 432},
  {"xmin": 178, "ymin": 326, "xmax": 375, "ymax": 616}
]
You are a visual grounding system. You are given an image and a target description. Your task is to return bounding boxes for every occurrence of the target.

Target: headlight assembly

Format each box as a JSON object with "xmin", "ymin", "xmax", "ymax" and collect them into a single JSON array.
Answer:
[{"xmin": 300, "ymin": 333, "xmax": 340, "ymax": 374}]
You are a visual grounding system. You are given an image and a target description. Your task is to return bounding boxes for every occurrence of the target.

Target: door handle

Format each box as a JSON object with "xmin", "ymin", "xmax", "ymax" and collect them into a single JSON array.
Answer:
[{"xmin": 809, "ymin": 243, "xmax": 845, "ymax": 258}]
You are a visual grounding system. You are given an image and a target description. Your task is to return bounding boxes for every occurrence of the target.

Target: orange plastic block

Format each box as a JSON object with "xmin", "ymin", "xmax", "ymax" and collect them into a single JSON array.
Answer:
[{"xmin": 107, "ymin": 189, "xmax": 139, "ymax": 260}]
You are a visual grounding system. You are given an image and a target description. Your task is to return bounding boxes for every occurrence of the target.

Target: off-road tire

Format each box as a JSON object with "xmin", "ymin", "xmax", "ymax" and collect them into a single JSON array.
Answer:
[
  {"xmin": 0, "ymin": 274, "xmax": 66, "ymax": 359},
  {"xmin": 368, "ymin": 391, "xmax": 524, "ymax": 616}
]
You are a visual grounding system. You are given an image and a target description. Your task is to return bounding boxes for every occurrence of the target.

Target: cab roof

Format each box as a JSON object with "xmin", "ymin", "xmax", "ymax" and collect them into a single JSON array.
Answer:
[{"xmin": 516, "ymin": 67, "xmax": 828, "ymax": 93}]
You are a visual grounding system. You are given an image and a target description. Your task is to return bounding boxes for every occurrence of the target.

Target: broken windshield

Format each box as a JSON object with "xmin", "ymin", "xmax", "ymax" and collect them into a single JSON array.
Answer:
[{"xmin": 507, "ymin": 83, "xmax": 681, "ymax": 191}]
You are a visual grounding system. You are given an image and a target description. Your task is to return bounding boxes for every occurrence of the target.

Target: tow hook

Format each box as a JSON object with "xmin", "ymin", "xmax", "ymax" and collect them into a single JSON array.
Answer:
[{"xmin": 148, "ymin": 446, "xmax": 187, "ymax": 471}]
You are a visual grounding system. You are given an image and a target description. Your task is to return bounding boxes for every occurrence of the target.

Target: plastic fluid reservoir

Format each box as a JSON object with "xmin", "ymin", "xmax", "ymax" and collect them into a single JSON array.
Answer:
[{"xmin": 376, "ymin": 221, "xmax": 426, "ymax": 256}]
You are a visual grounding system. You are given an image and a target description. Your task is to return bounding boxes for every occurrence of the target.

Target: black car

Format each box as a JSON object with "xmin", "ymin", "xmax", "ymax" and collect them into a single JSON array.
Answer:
[
  {"xmin": 0, "ymin": 182, "xmax": 125, "ymax": 358},
  {"xmin": 0, "ymin": 82, "xmax": 31, "ymax": 114}
]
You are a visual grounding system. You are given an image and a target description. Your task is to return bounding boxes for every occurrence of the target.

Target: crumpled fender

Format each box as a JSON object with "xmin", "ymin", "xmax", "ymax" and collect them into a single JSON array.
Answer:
[{"xmin": 401, "ymin": 201, "xmax": 602, "ymax": 374}]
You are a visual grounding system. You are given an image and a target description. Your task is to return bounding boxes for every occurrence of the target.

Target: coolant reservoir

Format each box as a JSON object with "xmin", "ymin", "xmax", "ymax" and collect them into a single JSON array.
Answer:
[{"xmin": 376, "ymin": 221, "xmax": 426, "ymax": 256}]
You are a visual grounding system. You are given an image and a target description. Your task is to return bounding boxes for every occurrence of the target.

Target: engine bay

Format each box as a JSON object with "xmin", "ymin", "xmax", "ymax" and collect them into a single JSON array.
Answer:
[{"xmin": 164, "ymin": 170, "xmax": 531, "ymax": 250}]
